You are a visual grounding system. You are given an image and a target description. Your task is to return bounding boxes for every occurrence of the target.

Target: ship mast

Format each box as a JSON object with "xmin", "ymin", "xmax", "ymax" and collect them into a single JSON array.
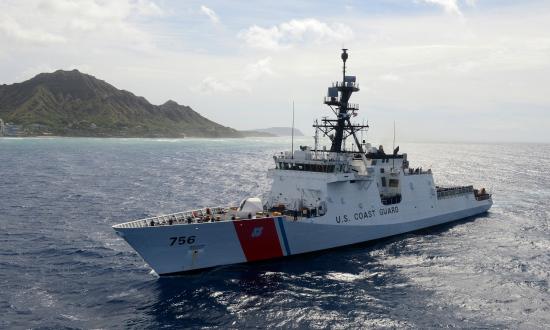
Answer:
[{"xmin": 313, "ymin": 49, "xmax": 369, "ymax": 153}]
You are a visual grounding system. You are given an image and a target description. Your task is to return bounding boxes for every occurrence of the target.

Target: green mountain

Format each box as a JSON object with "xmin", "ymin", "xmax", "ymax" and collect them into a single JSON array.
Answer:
[{"xmin": 0, "ymin": 69, "xmax": 241, "ymax": 137}]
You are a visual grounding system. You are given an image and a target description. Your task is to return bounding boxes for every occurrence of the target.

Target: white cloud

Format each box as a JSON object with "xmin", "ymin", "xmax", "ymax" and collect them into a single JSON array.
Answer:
[
  {"xmin": 193, "ymin": 57, "xmax": 275, "ymax": 94},
  {"xmin": 444, "ymin": 60, "xmax": 479, "ymax": 74},
  {"xmin": 239, "ymin": 25, "xmax": 281, "ymax": 50},
  {"xmin": 244, "ymin": 57, "xmax": 274, "ymax": 81},
  {"xmin": 418, "ymin": 0, "xmax": 476, "ymax": 16},
  {"xmin": 0, "ymin": 14, "xmax": 66, "ymax": 44},
  {"xmin": 37, "ymin": 0, "xmax": 163, "ymax": 20},
  {"xmin": 200, "ymin": 5, "xmax": 219, "ymax": 24},
  {"xmin": 420, "ymin": 0, "xmax": 460, "ymax": 15},
  {"xmin": 194, "ymin": 77, "xmax": 250, "ymax": 94},
  {"xmin": 0, "ymin": 0, "xmax": 163, "ymax": 51},
  {"xmin": 238, "ymin": 18, "xmax": 353, "ymax": 50},
  {"xmin": 134, "ymin": 0, "xmax": 163, "ymax": 16},
  {"xmin": 379, "ymin": 73, "xmax": 402, "ymax": 82}
]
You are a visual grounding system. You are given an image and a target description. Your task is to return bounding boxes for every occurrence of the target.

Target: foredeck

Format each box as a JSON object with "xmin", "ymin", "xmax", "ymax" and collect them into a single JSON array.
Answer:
[
  {"xmin": 436, "ymin": 185, "xmax": 474, "ymax": 200},
  {"xmin": 436, "ymin": 185, "xmax": 491, "ymax": 201},
  {"xmin": 112, "ymin": 206, "xmax": 290, "ymax": 229}
]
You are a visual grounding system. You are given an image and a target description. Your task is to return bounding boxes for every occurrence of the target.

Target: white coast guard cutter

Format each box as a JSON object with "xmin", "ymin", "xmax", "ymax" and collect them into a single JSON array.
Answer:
[{"xmin": 113, "ymin": 50, "xmax": 492, "ymax": 276}]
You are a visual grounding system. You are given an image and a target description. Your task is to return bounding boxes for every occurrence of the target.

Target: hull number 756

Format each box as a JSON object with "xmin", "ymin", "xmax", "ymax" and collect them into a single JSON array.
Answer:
[{"xmin": 169, "ymin": 236, "xmax": 196, "ymax": 246}]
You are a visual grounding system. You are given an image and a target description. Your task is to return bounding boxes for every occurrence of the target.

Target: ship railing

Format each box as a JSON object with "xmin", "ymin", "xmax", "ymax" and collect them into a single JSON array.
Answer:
[
  {"xmin": 273, "ymin": 157, "xmax": 350, "ymax": 165},
  {"xmin": 332, "ymin": 81, "xmax": 359, "ymax": 89},
  {"xmin": 269, "ymin": 207, "xmax": 325, "ymax": 221},
  {"xmin": 273, "ymin": 151, "xmax": 351, "ymax": 162},
  {"xmin": 113, "ymin": 205, "xmax": 287, "ymax": 229},
  {"xmin": 113, "ymin": 206, "xmax": 232, "ymax": 229},
  {"xmin": 346, "ymin": 103, "xmax": 359, "ymax": 110},
  {"xmin": 404, "ymin": 168, "xmax": 432, "ymax": 175},
  {"xmin": 436, "ymin": 185, "xmax": 474, "ymax": 200},
  {"xmin": 324, "ymin": 96, "xmax": 339, "ymax": 105},
  {"xmin": 321, "ymin": 98, "xmax": 359, "ymax": 109}
]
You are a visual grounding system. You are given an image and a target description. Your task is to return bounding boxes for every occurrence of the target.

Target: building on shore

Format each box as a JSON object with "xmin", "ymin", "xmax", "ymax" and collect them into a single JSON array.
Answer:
[{"xmin": 0, "ymin": 118, "xmax": 5, "ymax": 136}]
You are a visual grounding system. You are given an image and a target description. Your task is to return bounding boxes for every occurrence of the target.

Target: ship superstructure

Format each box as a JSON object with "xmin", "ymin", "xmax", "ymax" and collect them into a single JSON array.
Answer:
[{"xmin": 113, "ymin": 50, "xmax": 492, "ymax": 276}]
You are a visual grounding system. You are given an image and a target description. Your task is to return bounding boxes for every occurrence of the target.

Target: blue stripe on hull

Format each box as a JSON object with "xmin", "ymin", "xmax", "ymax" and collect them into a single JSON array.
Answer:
[{"xmin": 276, "ymin": 217, "xmax": 291, "ymax": 255}]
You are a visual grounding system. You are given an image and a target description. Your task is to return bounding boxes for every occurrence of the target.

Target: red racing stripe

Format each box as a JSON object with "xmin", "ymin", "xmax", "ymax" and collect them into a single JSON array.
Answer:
[{"xmin": 233, "ymin": 218, "xmax": 283, "ymax": 262}]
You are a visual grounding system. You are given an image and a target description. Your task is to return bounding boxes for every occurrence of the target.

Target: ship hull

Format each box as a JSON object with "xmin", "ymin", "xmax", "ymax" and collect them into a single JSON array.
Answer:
[{"xmin": 114, "ymin": 201, "xmax": 492, "ymax": 276}]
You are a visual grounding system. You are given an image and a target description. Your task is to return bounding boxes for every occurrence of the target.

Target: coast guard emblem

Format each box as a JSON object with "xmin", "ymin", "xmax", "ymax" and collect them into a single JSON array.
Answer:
[{"xmin": 251, "ymin": 226, "xmax": 263, "ymax": 238}]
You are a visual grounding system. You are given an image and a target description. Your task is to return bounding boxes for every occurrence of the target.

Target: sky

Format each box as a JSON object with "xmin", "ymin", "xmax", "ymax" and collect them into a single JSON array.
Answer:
[{"xmin": 1, "ymin": 0, "xmax": 549, "ymax": 143}]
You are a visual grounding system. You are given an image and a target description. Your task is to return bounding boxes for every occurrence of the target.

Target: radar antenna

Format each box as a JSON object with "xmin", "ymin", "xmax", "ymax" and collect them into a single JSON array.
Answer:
[{"xmin": 313, "ymin": 49, "xmax": 369, "ymax": 153}]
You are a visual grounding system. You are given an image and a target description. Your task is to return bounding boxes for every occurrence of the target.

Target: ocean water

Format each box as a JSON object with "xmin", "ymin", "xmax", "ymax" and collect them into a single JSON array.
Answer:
[{"xmin": 0, "ymin": 137, "xmax": 549, "ymax": 329}]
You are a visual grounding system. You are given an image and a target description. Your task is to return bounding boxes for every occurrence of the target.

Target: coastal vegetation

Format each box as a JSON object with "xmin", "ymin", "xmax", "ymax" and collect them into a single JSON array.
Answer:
[{"xmin": 0, "ymin": 70, "xmax": 262, "ymax": 138}]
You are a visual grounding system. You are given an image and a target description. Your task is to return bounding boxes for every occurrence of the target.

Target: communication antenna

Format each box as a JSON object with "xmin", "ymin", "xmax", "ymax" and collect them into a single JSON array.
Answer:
[
  {"xmin": 361, "ymin": 118, "xmax": 365, "ymax": 150},
  {"xmin": 291, "ymin": 101, "xmax": 295, "ymax": 159},
  {"xmin": 392, "ymin": 120, "xmax": 396, "ymax": 169},
  {"xmin": 313, "ymin": 119, "xmax": 319, "ymax": 158}
]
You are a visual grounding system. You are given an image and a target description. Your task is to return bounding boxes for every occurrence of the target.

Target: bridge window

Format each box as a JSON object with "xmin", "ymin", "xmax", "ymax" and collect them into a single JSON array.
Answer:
[
  {"xmin": 277, "ymin": 162, "xmax": 336, "ymax": 173},
  {"xmin": 381, "ymin": 194, "xmax": 401, "ymax": 205}
]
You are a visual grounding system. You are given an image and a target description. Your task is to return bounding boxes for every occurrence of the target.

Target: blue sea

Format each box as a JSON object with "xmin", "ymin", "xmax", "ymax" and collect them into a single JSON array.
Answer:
[{"xmin": 1, "ymin": 137, "xmax": 549, "ymax": 328}]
